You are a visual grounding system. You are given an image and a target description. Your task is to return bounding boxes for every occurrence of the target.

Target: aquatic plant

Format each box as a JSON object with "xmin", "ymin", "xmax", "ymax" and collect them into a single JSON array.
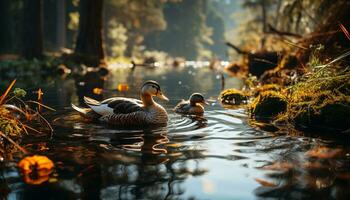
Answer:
[
  {"xmin": 0, "ymin": 80, "xmax": 54, "ymax": 158},
  {"xmin": 218, "ymin": 88, "xmax": 249, "ymax": 106},
  {"xmin": 250, "ymin": 91, "xmax": 288, "ymax": 120},
  {"xmin": 283, "ymin": 62, "xmax": 350, "ymax": 133},
  {"xmin": 252, "ymin": 84, "xmax": 283, "ymax": 97}
]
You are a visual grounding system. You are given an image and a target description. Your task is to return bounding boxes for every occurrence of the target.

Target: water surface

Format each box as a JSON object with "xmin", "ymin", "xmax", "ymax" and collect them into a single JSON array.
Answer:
[{"xmin": 1, "ymin": 65, "xmax": 350, "ymax": 200}]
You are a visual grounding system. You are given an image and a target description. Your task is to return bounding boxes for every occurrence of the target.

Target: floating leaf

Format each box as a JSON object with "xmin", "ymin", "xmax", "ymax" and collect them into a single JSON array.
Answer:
[
  {"xmin": 117, "ymin": 83, "xmax": 129, "ymax": 92},
  {"xmin": 93, "ymin": 88, "xmax": 103, "ymax": 95},
  {"xmin": 18, "ymin": 155, "xmax": 54, "ymax": 185},
  {"xmin": 18, "ymin": 155, "xmax": 54, "ymax": 173}
]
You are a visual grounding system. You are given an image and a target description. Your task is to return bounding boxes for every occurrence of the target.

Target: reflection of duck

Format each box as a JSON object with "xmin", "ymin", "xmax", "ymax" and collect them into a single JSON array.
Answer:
[
  {"xmin": 72, "ymin": 81, "xmax": 169, "ymax": 126},
  {"xmin": 174, "ymin": 93, "xmax": 208, "ymax": 115}
]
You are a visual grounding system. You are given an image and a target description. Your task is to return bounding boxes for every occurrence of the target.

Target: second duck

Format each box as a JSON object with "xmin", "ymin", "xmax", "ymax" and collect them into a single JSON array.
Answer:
[{"xmin": 174, "ymin": 93, "xmax": 208, "ymax": 115}]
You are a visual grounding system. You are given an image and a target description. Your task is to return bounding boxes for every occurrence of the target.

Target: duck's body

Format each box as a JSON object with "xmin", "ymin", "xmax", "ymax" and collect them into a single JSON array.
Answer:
[
  {"xmin": 72, "ymin": 81, "xmax": 168, "ymax": 126},
  {"xmin": 174, "ymin": 93, "xmax": 208, "ymax": 115},
  {"xmin": 174, "ymin": 100, "xmax": 204, "ymax": 115}
]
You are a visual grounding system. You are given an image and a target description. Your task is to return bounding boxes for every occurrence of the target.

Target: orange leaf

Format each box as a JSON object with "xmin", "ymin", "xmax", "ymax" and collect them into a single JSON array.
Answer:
[
  {"xmin": 117, "ymin": 83, "xmax": 129, "ymax": 92},
  {"xmin": 18, "ymin": 155, "xmax": 54, "ymax": 174},
  {"xmin": 18, "ymin": 155, "xmax": 54, "ymax": 185},
  {"xmin": 93, "ymin": 88, "xmax": 103, "ymax": 95},
  {"xmin": 23, "ymin": 173, "xmax": 50, "ymax": 185}
]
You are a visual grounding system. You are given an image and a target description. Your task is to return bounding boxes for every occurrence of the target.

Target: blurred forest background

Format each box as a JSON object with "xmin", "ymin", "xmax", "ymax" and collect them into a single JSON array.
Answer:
[{"xmin": 0, "ymin": 0, "xmax": 349, "ymax": 67}]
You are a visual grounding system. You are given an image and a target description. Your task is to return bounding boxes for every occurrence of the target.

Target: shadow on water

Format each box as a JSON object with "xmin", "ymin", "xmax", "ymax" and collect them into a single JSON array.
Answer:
[{"xmin": 1, "ymin": 66, "xmax": 350, "ymax": 199}]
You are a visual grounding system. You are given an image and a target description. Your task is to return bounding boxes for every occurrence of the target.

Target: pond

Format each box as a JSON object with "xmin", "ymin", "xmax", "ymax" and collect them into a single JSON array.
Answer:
[{"xmin": 1, "ymin": 64, "xmax": 350, "ymax": 200}]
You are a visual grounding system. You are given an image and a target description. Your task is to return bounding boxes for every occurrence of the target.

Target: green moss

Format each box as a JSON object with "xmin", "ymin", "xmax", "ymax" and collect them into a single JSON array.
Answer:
[
  {"xmin": 291, "ymin": 95, "xmax": 350, "ymax": 132},
  {"xmin": 250, "ymin": 91, "xmax": 287, "ymax": 120},
  {"xmin": 13, "ymin": 88, "xmax": 26, "ymax": 98},
  {"xmin": 0, "ymin": 108, "xmax": 23, "ymax": 138},
  {"xmin": 253, "ymin": 84, "xmax": 282, "ymax": 96},
  {"xmin": 283, "ymin": 58, "xmax": 350, "ymax": 133},
  {"xmin": 219, "ymin": 88, "xmax": 248, "ymax": 105}
]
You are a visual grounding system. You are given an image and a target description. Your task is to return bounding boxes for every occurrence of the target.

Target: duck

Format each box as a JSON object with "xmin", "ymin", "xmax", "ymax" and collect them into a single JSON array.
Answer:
[
  {"xmin": 174, "ymin": 93, "xmax": 208, "ymax": 115},
  {"xmin": 71, "ymin": 80, "xmax": 169, "ymax": 126}
]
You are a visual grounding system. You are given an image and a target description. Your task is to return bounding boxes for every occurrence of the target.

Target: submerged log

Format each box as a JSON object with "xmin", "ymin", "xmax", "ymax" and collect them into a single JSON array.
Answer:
[
  {"xmin": 247, "ymin": 51, "xmax": 280, "ymax": 77},
  {"xmin": 226, "ymin": 42, "xmax": 280, "ymax": 77}
]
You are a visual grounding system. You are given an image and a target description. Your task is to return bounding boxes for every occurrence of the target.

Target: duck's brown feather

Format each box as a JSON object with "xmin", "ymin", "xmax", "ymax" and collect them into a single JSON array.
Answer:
[{"xmin": 104, "ymin": 97, "xmax": 143, "ymax": 114}]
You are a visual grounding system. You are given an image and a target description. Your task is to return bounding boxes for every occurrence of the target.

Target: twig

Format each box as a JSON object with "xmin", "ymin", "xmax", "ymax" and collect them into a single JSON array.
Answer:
[
  {"xmin": 225, "ymin": 42, "xmax": 249, "ymax": 54},
  {"xmin": 0, "ymin": 131, "xmax": 28, "ymax": 154},
  {"xmin": 0, "ymin": 80, "xmax": 16, "ymax": 105},
  {"xmin": 37, "ymin": 113, "xmax": 53, "ymax": 134},
  {"xmin": 315, "ymin": 50, "xmax": 350, "ymax": 69},
  {"xmin": 282, "ymin": 38, "xmax": 308, "ymax": 50},
  {"xmin": 267, "ymin": 24, "xmax": 302, "ymax": 38},
  {"xmin": 339, "ymin": 23, "xmax": 350, "ymax": 41},
  {"xmin": 26, "ymin": 101, "xmax": 56, "ymax": 111}
]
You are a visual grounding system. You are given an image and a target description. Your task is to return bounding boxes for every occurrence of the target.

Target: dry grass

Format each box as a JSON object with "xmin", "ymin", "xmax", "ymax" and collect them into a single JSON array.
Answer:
[
  {"xmin": 0, "ymin": 80, "xmax": 54, "ymax": 157},
  {"xmin": 277, "ymin": 51, "xmax": 350, "ymax": 132}
]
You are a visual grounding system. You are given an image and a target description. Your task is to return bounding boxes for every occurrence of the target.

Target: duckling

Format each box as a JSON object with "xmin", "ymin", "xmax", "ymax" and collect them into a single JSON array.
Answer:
[
  {"xmin": 72, "ymin": 80, "xmax": 169, "ymax": 126},
  {"xmin": 174, "ymin": 93, "xmax": 208, "ymax": 115}
]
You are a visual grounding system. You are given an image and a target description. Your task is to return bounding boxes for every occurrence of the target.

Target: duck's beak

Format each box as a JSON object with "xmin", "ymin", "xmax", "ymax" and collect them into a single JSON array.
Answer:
[
  {"xmin": 200, "ymin": 100, "xmax": 210, "ymax": 106},
  {"xmin": 157, "ymin": 92, "xmax": 169, "ymax": 101}
]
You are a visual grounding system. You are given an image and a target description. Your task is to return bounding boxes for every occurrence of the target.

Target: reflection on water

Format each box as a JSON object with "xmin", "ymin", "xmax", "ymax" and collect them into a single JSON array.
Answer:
[{"xmin": 1, "ymin": 66, "xmax": 350, "ymax": 199}]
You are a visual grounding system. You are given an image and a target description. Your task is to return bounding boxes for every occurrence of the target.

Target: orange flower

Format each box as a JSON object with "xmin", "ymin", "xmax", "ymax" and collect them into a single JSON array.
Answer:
[
  {"xmin": 117, "ymin": 83, "xmax": 129, "ymax": 92},
  {"xmin": 18, "ymin": 155, "xmax": 54, "ymax": 185}
]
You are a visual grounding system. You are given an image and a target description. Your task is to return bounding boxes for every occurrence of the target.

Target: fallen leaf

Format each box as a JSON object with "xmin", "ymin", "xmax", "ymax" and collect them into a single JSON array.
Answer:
[
  {"xmin": 117, "ymin": 84, "xmax": 129, "ymax": 92},
  {"xmin": 93, "ymin": 88, "xmax": 103, "ymax": 95},
  {"xmin": 18, "ymin": 155, "xmax": 54, "ymax": 185}
]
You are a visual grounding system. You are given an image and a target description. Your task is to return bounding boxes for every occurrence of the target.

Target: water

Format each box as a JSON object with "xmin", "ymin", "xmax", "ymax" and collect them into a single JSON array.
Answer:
[{"xmin": 1, "ymin": 65, "xmax": 350, "ymax": 200}]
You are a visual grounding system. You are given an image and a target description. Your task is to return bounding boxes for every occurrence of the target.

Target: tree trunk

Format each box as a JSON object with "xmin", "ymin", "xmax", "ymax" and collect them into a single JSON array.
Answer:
[
  {"xmin": 23, "ymin": 0, "xmax": 43, "ymax": 59},
  {"xmin": 75, "ymin": 0, "xmax": 105, "ymax": 67},
  {"xmin": 56, "ymin": 0, "xmax": 66, "ymax": 50},
  {"xmin": 260, "ymin": 0, "xmax": 267, "ymax": 49},
  {"xmin": 0, "ymin": 0, "xmax": 12, "ymax": 54}
]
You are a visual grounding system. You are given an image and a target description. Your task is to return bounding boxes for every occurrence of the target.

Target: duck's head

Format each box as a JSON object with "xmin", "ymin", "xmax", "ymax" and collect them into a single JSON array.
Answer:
[
  {"xmin": 141, "ymin": 80, "xmax": 169, "ymax": 101},
  {"xmin": 189, "ymin": 93, "xmax": 209, "ymax": 106}
]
